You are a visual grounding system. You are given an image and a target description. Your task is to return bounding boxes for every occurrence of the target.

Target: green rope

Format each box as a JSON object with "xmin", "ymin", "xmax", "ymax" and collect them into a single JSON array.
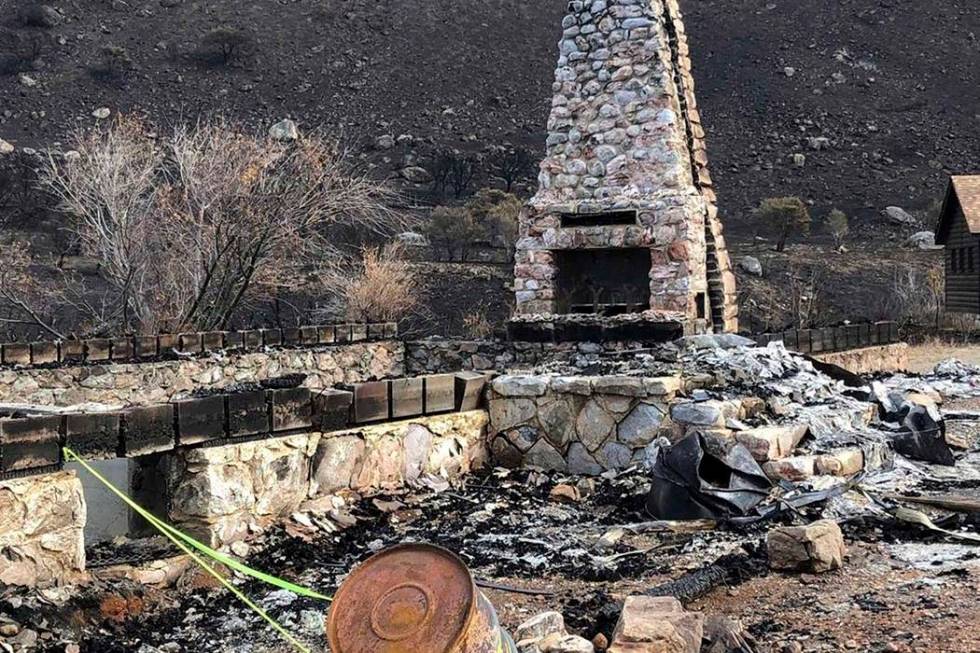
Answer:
[{"xmin": 64, "ymin": 447, "xmax": 331, "ymax": 653}]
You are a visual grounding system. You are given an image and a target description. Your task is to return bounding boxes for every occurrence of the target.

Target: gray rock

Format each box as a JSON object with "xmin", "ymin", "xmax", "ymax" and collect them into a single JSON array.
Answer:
[
  {"xmin": 670, "ymin": 401, "xmax": 723, "ymax": 427},
  {"xmin": 490, "ymin": 436, "xmax": 522, "ymax": 468},
  {"xmin": 493, "ymin": 375, "xmax": 548, "ymax": 398},
  {"xmin": 515, "ymin": 611, "xmax": 566, "ymax": 643},
  {"xmin": 538, "ymin": 397, "xmax": 577, "ymax": 449},
  {"xmin": 489, "ymin": 397, "xmax": 536, "ymax": 432},
  {"xmin": 738, "ymin": 256, "xmax": 763, "ymax": 277},
  {"xmin": 677, "ymin": 333, "xmax": 757, "ymax": 350},
  {"xmin": 26, "ymin": 5, "xmax": 62, "ymax": 27},
  {"xmin": 907, "ymin": 231, "xmax": 939, "ymax": 250},
  {"xmin": 523, "ymin": 438, "xmax": 567, "ymax": 472},
  {"xmin": 402, "ymin": 424, "xmax": 433, "ymax": 484},
  {"xmin": 618, "ymin": 403, "xmax": 665, "ymax": 447},
  {"xmin": 595, "ymin": 441, "xmax": 632, "ymax": 471},
  {"xmin": 374, "ymin": 134, "xmax": 395, "ymax": 150},
  {"xmin": 505, "ymin": 425, "xmax": 541, "ymax": 453},
  {"xmin": 269, "ymin": 119, "xmax": 299, "ymax": 142},
  {"xmin": 91, "ymin": 107, "xmax": 111, "ymax": 120},
  {"xmin": 576, "ymin": 398, "xmax": 615, "ymax": 451},
  {"xmin": 883, "ymin": 206, "xmax": 918, "ymax": 227},
  {"xmin": 18, "ymin": 74, "xmax": 37, "ymax": 88},
  {"xmin": 567, "ymin": 443, "xmax": 603, "ymax": 475},
  {"xmin": 0, "ymin": 139, "xmax": 13, "ymax": 155},
  {"xmin": 311, "ymin": 436, "xmax": 365, "ymax": 494},
  {"xmin": 400, "ymin": 166, "xmax": 433, "ymax": 184},
  {"xmin": 396, "ymin": 231, "xmax": 428, "ymax": 247},
  {"xmin": 592, "ymin": 375, "xmax": 644, "ymax": 397}
]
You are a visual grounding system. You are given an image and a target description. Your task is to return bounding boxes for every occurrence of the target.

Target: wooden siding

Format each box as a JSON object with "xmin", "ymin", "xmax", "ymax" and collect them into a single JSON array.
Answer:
[{"xmin": 944, "ymin": 202, "xmax": 980, "ymax": 314}]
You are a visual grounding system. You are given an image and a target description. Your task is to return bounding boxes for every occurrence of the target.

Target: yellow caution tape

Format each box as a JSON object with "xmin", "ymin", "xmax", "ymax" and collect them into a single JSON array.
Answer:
[{"xmin": 64, "ymin": 447, "xmax": 331, "ymax": 653}]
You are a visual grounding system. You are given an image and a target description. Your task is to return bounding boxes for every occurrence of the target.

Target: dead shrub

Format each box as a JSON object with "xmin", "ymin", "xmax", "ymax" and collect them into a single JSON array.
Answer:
[
  {"xmin": 333, "ymin": 245, "xmax": 419, "ymax": 323},
  {"xmin": 462, "ymin": 310, "xmax": 494, "ymax": 339},
  {"xmin": 36, "ymin": 116, "xmax": 402, "ymax": 334}
]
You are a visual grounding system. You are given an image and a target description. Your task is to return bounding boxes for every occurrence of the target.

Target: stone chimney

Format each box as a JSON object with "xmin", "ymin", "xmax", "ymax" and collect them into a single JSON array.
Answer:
[{"xmin": 513, "ymin": 0, "xmax": 737, "ymax": 334}]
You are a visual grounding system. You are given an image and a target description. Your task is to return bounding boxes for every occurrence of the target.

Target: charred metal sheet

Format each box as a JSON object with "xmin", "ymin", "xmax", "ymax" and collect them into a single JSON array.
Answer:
[
  {"xmin": 227, "ymin": 391, "xmax": 271, "ymax": 439},
  {"xmin": 0, "ymin": 415, "xmax": 62, "ymax": 473},
  {"xmin": 647, "ymin": 431, "xmax": 772, "ymax": 520},
  {"xmin": 176, "ymin": 396, "xmax": 226, "ymax": 445},
  {"xmin": 121, "ymin": 404, "xmax": 176, "ymax": 457},
  {"xmin": 65, "ymin": 412, "xmax": 121, "ymax": 460},
  {"xmin": 424, "ymin": 374, "xmax": 456, "ymax": 415},
  {"xmin": 390, "ymin": 378, "xmax": 424, "ymax": 419}
]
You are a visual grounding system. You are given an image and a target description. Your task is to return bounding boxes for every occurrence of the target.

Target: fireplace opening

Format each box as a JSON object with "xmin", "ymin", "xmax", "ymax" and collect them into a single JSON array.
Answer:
[
  {"xmin": 554, "ymin": 248, "xmax": 651, "ymax": 316},
  {"xmin": 560, "ymin": 210, "xmax": 638, "ymax": 228}
]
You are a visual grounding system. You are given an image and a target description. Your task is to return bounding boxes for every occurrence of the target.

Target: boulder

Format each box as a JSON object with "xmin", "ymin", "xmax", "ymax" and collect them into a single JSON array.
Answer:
[
  {"xmin": 883, "ymin": 206, "xmax": 917, "ymax": 227},
  {"xmin": 767, "ymin": 520, "xmax": 845, "ymax": 573},
  {"xmin": 400, "ymin": 166, "xmax": 433, "ymax": 183},
  {"xmin": 738, "ymin": 256, "xmax": 763, "ymax": 277},
  {"xmin": 269, "ymin": 119, "xmax": 299, "ymax": 142},
  {"xmin": 373, "ymin": 134, "xmax": 395, "ymax": 150},
  {"xmin": 906, "ymin": 231, "xmax": 939, "ymax": 250},
  {"xmin": 0, "ymin": 139, "xmax": 13, "ymax": 155},
  {"xmin": 515, "ymin": 612, "xmax": 566, "ymax": 643},
  {"xmin": 608, "ymin": 596, "xmax": 703, "ymax": 653}
]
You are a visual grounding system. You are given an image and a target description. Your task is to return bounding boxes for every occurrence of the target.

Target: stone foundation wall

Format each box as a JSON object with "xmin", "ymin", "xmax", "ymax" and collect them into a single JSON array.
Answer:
[
  {"xmin": 815, "ymin": 343, "xmax": 910, "ymax": 375},
  {"xmin": 406, "ymin": 339, "xmax": 656, "ymax": 375},
  {"xmin": 487, "ymin": 373, "xmax": 682, "ymax": 474},
  {"xmin": 160, "ymin": 411, "xmax": 489, "ymax": 547},
  {"xmin": 0, "ymin": 341, "xmax": 404, "ymax": 407},
  {"xmin": 0, "ymin": 471, "xmax": 86, "ymax": 587}
]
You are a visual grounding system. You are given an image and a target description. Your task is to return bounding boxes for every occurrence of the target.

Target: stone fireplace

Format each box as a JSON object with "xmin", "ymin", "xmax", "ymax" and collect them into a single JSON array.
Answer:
[{"xmin": 513, "ymin": 0, "xmax": 737, "ymax": 334}]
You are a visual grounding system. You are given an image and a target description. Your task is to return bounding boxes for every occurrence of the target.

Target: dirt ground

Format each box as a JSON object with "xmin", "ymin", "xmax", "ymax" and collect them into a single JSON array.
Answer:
[{"xmin": 907, "ymin": 342, "xmax": 980, "ymax": 374}]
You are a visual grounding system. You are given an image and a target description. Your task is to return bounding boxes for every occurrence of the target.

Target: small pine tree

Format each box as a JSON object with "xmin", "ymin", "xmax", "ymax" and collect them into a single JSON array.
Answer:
[
  {"xmin": 756, "ymin": 196, "xmax": 811, "ymax": 252},
  {"xmin": 826, "ymin": 208, "xmax": 849, "ymax": 249},
  {"xmin": 202, "ymin": 28, "xmax": 251, "ymax": 64}
]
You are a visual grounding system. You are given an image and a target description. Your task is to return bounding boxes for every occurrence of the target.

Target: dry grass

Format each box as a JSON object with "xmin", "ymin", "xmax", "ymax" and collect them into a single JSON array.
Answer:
[{"xmin": 336, "ymin": 245, "xmax": 420, "ymax": 323}]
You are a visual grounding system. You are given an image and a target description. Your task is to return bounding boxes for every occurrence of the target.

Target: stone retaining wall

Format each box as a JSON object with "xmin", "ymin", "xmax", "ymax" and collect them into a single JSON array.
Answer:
[
  {"xmin": 0, "ymin": 471, "xmax": 86, "ymax": 587},
  {"xmin": 487, "ymin": 374, "xmax": 682, "ymax": 474},
  {"xmin": 0, "ymin": 341, "xmax": 404, "ymax": 407},
  {"xmin": 815, "ymin": 343, "xmax": 910, "ymax": 375},
  {"xmin": 406, "ymin": 339, "xmax": 654, "ymax": 375},
  {"xmin": 157, "ymin": 411, "xmax": 489, "ymax": 547}
]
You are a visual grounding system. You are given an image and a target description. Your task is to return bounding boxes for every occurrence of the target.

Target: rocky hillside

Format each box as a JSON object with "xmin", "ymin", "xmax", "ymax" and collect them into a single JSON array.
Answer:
[{"xmin": 2, "ymin": 0, "xmax": 978, "ymax": 237}]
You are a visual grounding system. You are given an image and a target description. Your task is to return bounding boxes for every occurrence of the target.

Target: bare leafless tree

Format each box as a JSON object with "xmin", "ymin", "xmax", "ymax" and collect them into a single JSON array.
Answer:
[{"xmin": 37, "ymin": 116, "xmax": 403, "ymax": 334}]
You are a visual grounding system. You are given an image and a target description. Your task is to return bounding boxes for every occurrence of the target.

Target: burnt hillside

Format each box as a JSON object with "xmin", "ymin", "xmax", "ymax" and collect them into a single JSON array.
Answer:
[{"xmin": 1, "ymin": 0, "xmax": 978, "ymax": 236}]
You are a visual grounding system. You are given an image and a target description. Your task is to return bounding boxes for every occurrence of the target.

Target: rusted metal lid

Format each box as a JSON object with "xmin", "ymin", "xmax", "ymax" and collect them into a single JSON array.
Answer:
[{"xmin": 327, "ymin": 543, "xmax": 478, "ymax": 653}]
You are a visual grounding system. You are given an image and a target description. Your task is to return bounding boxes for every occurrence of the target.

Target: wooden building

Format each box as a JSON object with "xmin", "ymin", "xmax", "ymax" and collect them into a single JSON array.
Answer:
[{"xmin": 936, "ymin": 176, "xmax": 980, "ymax": 314}]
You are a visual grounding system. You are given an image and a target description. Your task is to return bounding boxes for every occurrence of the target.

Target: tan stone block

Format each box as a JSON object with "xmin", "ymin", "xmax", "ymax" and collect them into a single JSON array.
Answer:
[
  {"xmin": 815, "ymin": 448, "xmax": 864, "ymax": 477},
  {"xmin": 734, "ymin": 425, "xmax": 809, "ymax": 462},
  {"xmin": 768, "ymin": 520, "xmax": 846, "ymax": 573},
  {"xmin": 762, "ymin": 455, "xmax": 817, "ymax": 482},
  {"xmin": 609, "ymin": 596, "xmax": 703, "ymax": 653}
]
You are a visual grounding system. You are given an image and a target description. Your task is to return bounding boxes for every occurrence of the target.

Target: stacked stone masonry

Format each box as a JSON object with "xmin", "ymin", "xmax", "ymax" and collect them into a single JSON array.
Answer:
[
  {"xmin": 0, "ymin": 341, "xmax": 404, "ymax": 407},
  {"xmin": 0, "ymin": 471, "xmax": 86, "ymax": 587},
  {"xmin": 514, "ymin": 0, "xmax": 737, "ymax": 331},
  {"xmin": 487, "ymin": 373, "xmax": 683, "ymax": 473},
  {"xmin": 150, "ymin": 412, "xmax": 490, "ymax": 547}
]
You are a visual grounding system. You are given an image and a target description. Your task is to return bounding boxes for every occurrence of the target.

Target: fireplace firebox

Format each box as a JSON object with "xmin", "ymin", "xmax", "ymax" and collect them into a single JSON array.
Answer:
[{"xmin": 554, "ymin": 249, "xmax": 651, "ymax": 316}]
